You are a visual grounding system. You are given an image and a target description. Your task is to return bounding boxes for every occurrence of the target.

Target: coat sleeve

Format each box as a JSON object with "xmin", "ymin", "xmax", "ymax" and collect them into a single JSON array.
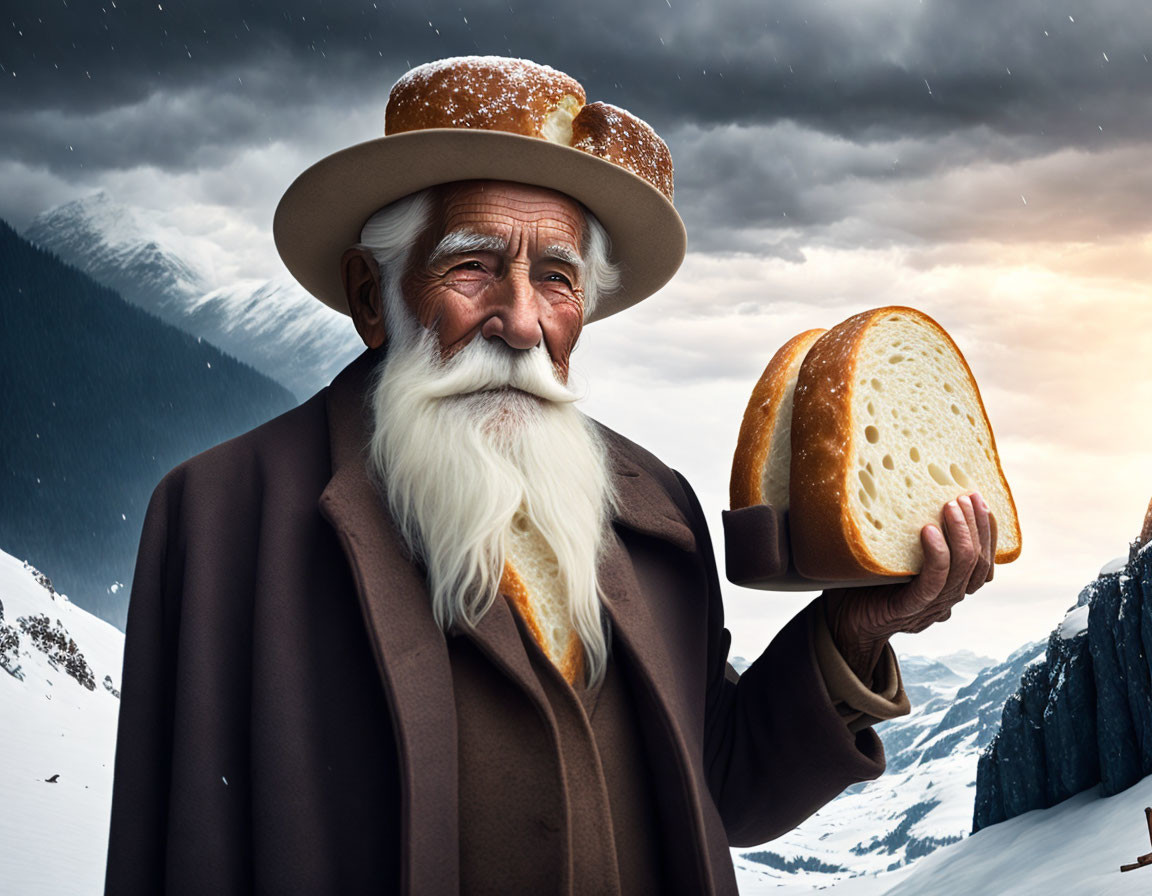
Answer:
[
  {"xmin": 104, "ymin": 470, "xmax": 183, "ymax": 895},
  {"xmin": 670, "ymin": 471, "xmax": 894, "ymax": 848}
]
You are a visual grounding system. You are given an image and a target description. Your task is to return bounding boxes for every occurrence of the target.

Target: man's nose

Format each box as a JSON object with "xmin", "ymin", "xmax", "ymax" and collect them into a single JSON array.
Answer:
[{"xmin": 479, "ymin": 268, "xmax": 544, "ymax": 351}]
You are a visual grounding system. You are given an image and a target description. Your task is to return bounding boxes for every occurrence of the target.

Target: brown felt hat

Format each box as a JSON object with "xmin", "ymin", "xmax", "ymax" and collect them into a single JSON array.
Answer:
[{"xmin": 273, "ymin": 56, "xmax": 686, "ymax": 323}]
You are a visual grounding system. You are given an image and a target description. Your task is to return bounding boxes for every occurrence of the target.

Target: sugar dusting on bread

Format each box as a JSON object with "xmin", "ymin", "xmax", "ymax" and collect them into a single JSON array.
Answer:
[
  {"xmin": 571, "ymin": 101, "xmax": 674, "ymax": 201},
  {"xmin": 386, "ymin": 57, "xmax": 675, "ymax": 201},
  {"xmin": 387, "ymin": 56, "xmax": 587, "ymax": 138}
]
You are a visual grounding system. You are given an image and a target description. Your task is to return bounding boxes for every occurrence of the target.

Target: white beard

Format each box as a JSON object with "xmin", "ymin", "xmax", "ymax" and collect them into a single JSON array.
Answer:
[{"xmin": 365, "ymin": 323, "xmax": 617, "ymax": 687}]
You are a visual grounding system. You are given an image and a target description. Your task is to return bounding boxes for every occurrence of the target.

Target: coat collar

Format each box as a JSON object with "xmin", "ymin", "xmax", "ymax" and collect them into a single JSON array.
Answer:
[
  {"xmin": 317, "ymin": 347, "xmax": 706, "ymax": 894},
  {"xmin": 600, "ymin": 430, "xmax": 697, "ymax": 554}
]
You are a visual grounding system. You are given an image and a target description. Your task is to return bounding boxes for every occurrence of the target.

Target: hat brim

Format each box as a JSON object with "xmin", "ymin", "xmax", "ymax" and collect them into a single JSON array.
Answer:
[{"xmin": 272, "ymin": 129, "xmax": 686, "ymax": 324}]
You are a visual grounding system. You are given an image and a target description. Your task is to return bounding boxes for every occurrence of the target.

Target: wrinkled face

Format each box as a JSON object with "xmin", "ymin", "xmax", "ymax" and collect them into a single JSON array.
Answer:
[{"xmin": 402, "ymin": 180, "xmax": 587, "ymax": 382}]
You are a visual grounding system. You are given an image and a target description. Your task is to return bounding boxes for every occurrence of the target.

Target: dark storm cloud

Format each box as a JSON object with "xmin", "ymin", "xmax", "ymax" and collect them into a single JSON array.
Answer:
[
  {"xmin": 2, "ymin": 0, "xmax": 1150, "ymax": 242},
  {"xmin": 5, "ymin": 0, "xmax": 1151, "ymax": 148},
  {"xmin": 669, "ymin": 118, "xmax": 1152, "ymax": 255},
  {"xmin": 5, "ymin": 77, "xmax": 278, "ymax": 174}
]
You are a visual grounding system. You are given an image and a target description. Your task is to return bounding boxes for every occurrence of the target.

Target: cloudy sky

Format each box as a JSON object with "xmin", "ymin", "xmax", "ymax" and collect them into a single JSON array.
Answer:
[{"xmin": 4, "ymin": 0, "xmax": 1152, "ymax": 661}]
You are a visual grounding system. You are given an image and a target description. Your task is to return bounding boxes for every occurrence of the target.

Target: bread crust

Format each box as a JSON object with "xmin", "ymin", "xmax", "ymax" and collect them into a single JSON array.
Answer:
[
  {"xmin": 789, "ymin": 306, "xmax": 1022, "ymax": 579},
  {"xmin": 386, "ymin": 56, "xmax": 586, "ymax": 141},
  {"xmin": 730, "ymin": 328, "xmax": 826, "ymax": 510},
  {"xmin": 570, "ymin": 102, "xmax": 675, "ymax": 202},
  {"xmin": 383, "ymin": 60, "xmax": 677, "ymax": 206}
]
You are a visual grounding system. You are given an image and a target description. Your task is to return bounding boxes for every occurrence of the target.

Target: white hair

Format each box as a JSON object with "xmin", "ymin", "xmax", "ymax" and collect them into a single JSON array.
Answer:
[
  {"xmin": 358, "ymin": 185, "xmax": 620, "ymax": 322},
  {"xmin": 358, "ymin": 186, "xmax": 620, "ymax": 687}
]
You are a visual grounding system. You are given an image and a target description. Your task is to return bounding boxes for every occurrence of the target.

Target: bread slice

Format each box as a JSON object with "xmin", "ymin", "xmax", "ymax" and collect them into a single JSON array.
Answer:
[
  {"xmin": 730, "ymin": 328, "xmax": 827, "ymax": 511},
  {"xmin": 789, "ymin": 306, "xmax": 1021, "ymax": 579}
]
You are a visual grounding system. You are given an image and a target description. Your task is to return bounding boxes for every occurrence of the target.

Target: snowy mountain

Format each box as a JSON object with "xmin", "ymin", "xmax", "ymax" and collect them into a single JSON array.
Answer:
[
  {"xmin": 931, "ymin": 649, "xmax": 997, "ymax": 681},
  {"xmin": 1, "ymin": 216, "xmax": 297, "ymax": 627},
  {"xmin": 733, "ymin": 503, "xmax": 1152, "ymax": 894},
  {"xmin": 24, "ymin": 192, "xmax": 363, "ymax": 400},
  {"xmin": 0, "ymin": 550, "xmax": 124, "ymax": 896},
  {"xmin": 23, "ymin": 191, "xmax": 211, "ymax": 317},
  {"xmin": 730, "ymin": 643, "xmax": 1040, "ymax": 894}
]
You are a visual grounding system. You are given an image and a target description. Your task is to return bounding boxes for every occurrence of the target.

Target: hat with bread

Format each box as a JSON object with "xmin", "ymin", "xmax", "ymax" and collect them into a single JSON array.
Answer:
[{"xmin": 273, "ymin": 55, "xmax": 685, "ymax": 323}]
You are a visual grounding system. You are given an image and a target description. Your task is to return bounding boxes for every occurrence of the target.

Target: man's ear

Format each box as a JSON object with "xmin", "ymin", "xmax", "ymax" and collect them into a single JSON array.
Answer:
[{"xmin": 341, "ymin": 245, "xmax": 388, "ymax": 349}]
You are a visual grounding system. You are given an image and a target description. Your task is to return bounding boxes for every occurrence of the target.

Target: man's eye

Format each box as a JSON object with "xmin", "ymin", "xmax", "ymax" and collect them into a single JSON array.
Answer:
[
  {"xmin": 545, "ymin": 272, "xmax": 573, "ymax": 287},
  {"xmin": 453, "ymin": 260, "xmax": 487, "ymax": 272}
]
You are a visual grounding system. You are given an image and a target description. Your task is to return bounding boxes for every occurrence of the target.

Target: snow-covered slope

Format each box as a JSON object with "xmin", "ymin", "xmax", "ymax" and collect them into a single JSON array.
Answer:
[
  {"xmin": 0, "ymin": 550, "xmax": 124, "ymax": 896},
  {"xmin": 731, "ymin": 645, "xmax": 1040, "ymax": 894},
  {"xmin": 882, "ymin": 778, "xmax": 1152, "ymax": 895},
  {"xmin": 24, "ymin": 192, "xmax": 363, "ymax": 400}
]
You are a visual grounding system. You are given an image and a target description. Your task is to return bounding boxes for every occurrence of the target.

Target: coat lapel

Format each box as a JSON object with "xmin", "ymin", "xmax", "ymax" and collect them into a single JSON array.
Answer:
[
  {"xmin": 452, "ymin": 592, "xmax": 556, "ymax": 709},
  {"xmin": 608, "ymin": 455, "xmax": 697, "ymax": 555},
  {"xmin": 316, "ymin": 348, "xmax": 460, "ymax": 896},
  {"xmin": 598, "ymin": 447, "xmax": 716, "ymax": 894}
]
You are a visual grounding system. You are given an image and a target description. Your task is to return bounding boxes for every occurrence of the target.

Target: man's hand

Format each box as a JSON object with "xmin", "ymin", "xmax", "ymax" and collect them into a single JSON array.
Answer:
[{"xmin": 820, "ymin": 491, "xmax": 999, "ymax": 682}]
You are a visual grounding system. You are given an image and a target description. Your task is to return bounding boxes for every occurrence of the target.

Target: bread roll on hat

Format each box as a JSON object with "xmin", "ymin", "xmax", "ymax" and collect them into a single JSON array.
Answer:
[{"xmin": 385, "ymin": 56, "xmax": 587, "ymax": 147}]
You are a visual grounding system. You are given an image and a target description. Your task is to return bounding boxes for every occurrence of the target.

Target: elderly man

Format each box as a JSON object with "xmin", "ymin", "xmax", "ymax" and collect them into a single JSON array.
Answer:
[{"xmin": 105, "ymin": 57, "xmax": 996, "ymax": 895}]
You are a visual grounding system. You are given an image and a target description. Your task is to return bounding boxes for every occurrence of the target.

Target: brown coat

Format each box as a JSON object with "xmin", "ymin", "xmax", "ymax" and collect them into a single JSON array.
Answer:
[{"xmin": 104, "ymin": 347, "xmax": 890, "ymax": 895}]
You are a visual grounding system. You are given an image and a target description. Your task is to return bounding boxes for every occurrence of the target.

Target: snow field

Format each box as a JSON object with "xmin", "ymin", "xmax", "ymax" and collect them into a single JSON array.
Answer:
[{"xmin": 0, "ymin": 551, "xmax": 124, "ymax": 896}]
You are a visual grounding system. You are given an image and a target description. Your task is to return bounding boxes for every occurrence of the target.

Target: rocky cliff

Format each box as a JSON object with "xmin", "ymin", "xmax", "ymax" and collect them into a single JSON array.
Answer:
[{"xmin": 972, "ymin": 498, "xmax": 1152, "ymax": 831}]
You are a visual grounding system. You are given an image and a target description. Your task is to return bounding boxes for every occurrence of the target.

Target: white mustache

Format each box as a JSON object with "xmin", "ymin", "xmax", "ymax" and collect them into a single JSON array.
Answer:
[{"xmin": 420, "ymin": 333, "xmax": 579, "ymax": 405}]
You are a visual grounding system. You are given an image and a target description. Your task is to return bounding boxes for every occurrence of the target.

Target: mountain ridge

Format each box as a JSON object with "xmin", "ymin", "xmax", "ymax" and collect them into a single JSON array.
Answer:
[{"xmin": 24, "ymin": 191, "xmax": 363, "ymax": 400}]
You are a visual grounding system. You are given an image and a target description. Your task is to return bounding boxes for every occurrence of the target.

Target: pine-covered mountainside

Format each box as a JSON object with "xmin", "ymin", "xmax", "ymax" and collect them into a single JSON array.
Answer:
[
  {"xmin": 0, "ymin": 217, "xmax": 298, "ymax": 628},
  {"xmin": 25, "ymin": 192, "xmax": 362, "ymax": 400}
]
